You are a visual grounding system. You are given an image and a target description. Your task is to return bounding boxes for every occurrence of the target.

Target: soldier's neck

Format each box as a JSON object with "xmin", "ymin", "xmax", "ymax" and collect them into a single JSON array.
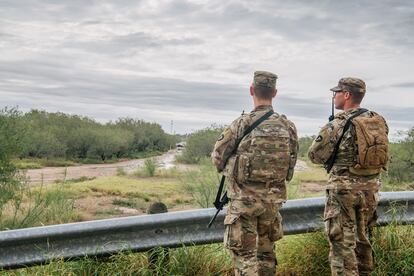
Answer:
[
  {"xmin": 253, "ymin": 98, "xmax": 273, "ymax": 108},
  {"xmin": 343, "ymin": 102, "xmax": 360, "ymax": 111}
]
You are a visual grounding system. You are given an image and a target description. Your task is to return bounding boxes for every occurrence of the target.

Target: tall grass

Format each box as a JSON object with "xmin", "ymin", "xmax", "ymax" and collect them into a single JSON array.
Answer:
[
  {"xmin": 0, "ymin": 183, "xmax": 79, "ymax": 230},
  {"xmin": 180, "ymin": 158, "xmax": 220, "ymax": 208},
  {"xmin": 5, "ymin": 244, "xmax": 233, "ymax": 276}
]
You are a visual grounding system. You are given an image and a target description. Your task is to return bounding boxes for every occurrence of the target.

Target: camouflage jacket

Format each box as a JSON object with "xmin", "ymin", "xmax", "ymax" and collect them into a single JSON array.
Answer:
[
  {"xmin": 211, "ymin": 105, "xmax": 298, "ymax": 203},
  {"xmin": 308, "ymin": 108, "xmax": 389, "ymax": 190}
]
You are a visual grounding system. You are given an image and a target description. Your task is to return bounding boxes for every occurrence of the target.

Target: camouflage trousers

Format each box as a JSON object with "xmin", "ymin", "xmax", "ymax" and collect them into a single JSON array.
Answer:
[
  {"xmin": 224, "ymin": 198, "xmax": 283, "ymax": 276},
  {"xmin": 324, "ymin": 189, "xmax": 379, "ymax": 276}
]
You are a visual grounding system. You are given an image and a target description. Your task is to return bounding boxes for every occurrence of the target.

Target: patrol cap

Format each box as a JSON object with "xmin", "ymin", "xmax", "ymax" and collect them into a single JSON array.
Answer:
[
  {"xmin": 330, "ymin": 77, "xmax": 366, "ymax": 94},
  {"xmin": 254, "ymin": 71, "xmax": 278, "ymax": 89}
]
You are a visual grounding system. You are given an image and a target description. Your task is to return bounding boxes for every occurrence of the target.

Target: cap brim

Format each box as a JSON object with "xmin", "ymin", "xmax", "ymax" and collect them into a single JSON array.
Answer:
[{"xmin": 330, "ymin": 86, "xmax": 342, "ymax": 92}]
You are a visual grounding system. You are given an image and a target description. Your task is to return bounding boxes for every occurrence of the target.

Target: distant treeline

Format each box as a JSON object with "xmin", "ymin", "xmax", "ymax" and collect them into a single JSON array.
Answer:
[{"xmin": 1, "ymin": 108, "xmax": 179, "ymax": 161}]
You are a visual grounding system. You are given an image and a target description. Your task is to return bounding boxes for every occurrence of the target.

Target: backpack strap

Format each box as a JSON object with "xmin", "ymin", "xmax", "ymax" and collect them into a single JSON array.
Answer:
[
  {"xmin": 240, "ymin": 110, "xmax": 274, "ymax": 144},
  {"xmin": 324, "ymin": 108, "xmax": 368, "ymax": 173}
]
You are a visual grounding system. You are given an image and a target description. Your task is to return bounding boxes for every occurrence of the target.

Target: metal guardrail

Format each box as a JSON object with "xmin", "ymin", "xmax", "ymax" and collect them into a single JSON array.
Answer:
[{"xmin": 0, "ymin": 191, "xmax": 413, "ymax": 269}]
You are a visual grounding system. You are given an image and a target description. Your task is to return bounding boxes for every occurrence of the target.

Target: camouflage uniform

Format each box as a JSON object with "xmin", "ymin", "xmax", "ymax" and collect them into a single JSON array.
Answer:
[
  {"xmin": 308, "ymin": 77, "xmax": 389, "ymax": 276},
  {"xmin": 212, "ymin": 71, "xmax": 298, "ymax": 276}
]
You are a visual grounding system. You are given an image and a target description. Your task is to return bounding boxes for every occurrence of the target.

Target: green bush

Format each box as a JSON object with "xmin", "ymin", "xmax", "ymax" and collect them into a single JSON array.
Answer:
[
  {"xmin": 177, "ymin": 126, "xmax": 223, "ymax": 164},
  {"xmin": 144, "ymin": 158, "xmax": 157, "ymax": 177},
  {"xmin": 116, "ymin": 167, "xmax": 127, "ymax": 176},
  {"xmin": 298, "ymin": 136, "xmax": 315, "ymax": 159},
  {"xmin": 0, "ymin": 108, "xmax": 25, "ymax": 221},
  {"xmin": 385, "ymin": 128, "xmax": 414, "ymax": 184}
]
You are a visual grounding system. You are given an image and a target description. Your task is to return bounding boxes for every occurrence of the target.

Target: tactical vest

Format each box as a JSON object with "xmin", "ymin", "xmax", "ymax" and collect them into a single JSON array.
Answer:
[{"xmin": 236, "ymin": 114, "xmax": 291, "ymax": 183}]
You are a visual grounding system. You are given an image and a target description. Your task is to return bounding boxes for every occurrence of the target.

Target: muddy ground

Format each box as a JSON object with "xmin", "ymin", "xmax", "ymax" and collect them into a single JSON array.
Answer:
[{"xmin": 23, "ymin": 150, "xmax": 180, "ymax": 185}]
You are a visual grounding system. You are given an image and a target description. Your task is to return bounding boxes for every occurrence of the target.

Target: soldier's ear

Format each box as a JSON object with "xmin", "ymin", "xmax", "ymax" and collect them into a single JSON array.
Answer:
[
  {"xmin": 250, "ymin": 85, "xmax": 255, "ymax": 96},
  {"xmin": 272, "ymin": 89, "xmax": 277, "ymax": 98}
]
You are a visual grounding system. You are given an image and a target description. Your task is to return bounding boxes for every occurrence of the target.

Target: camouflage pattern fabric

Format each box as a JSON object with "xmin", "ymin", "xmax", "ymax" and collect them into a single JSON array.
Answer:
[
  {"xmin": 308, "ymin": 107, "xmax": 389, "ymax": 276},
  {"xmin": 325, "ymin": 188, "xmax": 379, "ymax": 276},
  {"xmin": 224, "ymin": 199, "xmax": 283, "ymax": 276},
  {"xmin": 212, "ymin": 105, "xmax": 298, "ymax": 276}
]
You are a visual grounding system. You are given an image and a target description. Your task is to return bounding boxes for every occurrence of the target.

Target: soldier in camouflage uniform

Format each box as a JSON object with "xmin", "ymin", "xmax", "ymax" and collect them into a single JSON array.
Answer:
[
  {"xmin": 308, "ymin": 77, "xmax": 389, "ymax": 276},
  {"xmin": 212, "ymin": 71, "xmax": 298, "ymax": 276}
]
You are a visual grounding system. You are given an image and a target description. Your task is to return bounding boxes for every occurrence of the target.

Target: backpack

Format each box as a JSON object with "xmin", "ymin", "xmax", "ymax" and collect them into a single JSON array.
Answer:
[
  {"xmin": 351, "ymin": 112, "xmax": 388, "ymax": 173},
  {"xmin": 236, "ymin": 114, "xmax": 292, "ymax": 183}
]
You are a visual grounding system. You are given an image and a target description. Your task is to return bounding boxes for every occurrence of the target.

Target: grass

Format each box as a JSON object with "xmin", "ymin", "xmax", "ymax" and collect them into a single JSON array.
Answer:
[
  {"xmin": 277, "ymin": 232, "xmax": 330, "ymax": 275},
  {"xmin": 112, "ymin": 197, "xmax": 149, "ymax": 211},
  {"xmin": 294, "ymin": 164, "xmax": 328, "ymax": 183},
  {"xmin": 380, "ymin": 174, "xmax": 414, "ymax": 192},
  {"xmin": 62, "ymin": 176, "xmax": 194, "ymax": 211},
  {"xmin": 12, "ymin": 150, "xmax": 164, "ymax": 170},
  {"xmin": 54, "ymin": 176, "xmax": 96, "ymax": 184},
  {"xmin": 3, "ymin": 244, "xmax": 233, "ymax": 276},
  {"xmin": 287, "ymin": 162, "xmax": 328, "ymax": 199},
  {"xmin": 116, "ymin": 167, "xmax": 127, "ymax": 176},
  {"xmin": 133, "ymin": 167, "xmax": 183, "ymax": 178},
  {"xmin": 0, "ymin": 184, "xmax": 80, "ymax": 230},
  {"xmin": 13, "ymin": 158, "xmax": 77, "ymax": 169}
]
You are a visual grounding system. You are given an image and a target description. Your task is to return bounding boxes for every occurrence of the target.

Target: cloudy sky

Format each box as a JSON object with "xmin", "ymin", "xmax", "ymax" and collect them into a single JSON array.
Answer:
[{"xmin": 1, "ymin": 0, "xmax": 413, "ymax": 137}]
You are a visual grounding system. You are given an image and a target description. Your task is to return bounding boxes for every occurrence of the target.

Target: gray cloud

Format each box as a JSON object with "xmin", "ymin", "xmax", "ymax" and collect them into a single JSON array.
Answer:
[
  {"xmin": 389, "ymin": 82, "xmax": 414, "ymax": 88},
  {"xmin": 0, "ymin": 0, "xmax": 413, "ymax": 135}
]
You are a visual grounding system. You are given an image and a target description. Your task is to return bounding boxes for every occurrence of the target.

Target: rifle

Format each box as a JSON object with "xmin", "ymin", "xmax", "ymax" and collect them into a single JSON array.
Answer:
[
  {"xmin": 207, "ymin": 175, "xmax": 228, "ymax": 228},
  {"xmin": 207, "ymin": 110, "xmax": 274, "ymax": 228}
]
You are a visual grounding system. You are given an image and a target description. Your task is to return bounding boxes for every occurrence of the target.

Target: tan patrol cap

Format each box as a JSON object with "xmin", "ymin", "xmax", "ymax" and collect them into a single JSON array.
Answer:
[
  {"xmin": 330, "ymin": 77, "xmax": 366, "ymax": 93},
  {"xmin": 254, "ymin": 71, "xmax": 277, "ymax": 89}
]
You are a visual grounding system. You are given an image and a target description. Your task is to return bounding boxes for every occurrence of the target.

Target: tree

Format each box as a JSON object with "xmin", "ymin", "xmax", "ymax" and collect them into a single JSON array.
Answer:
[
  {"xmin": 178, "ymin": 126, "xmax": 223, "ymax": 164},
  {"xmin": 0, "ymin": 108, "xmax": 25, "ymax": 213}
]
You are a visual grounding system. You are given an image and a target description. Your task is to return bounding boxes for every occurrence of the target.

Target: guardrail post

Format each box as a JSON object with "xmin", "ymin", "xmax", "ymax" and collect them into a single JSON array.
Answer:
[{"xmin": 147, "ymin": 202, "xmax": 169, "ymax": 269}]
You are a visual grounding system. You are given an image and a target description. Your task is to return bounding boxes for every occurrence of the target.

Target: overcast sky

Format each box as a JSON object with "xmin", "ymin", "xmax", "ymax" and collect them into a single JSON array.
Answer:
[{"xmin": 1, "ymin": 0, "xmax": 413, "ymax": 137}]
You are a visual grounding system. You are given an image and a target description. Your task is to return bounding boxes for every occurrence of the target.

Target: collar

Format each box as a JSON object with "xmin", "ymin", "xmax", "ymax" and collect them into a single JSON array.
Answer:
[
  {"xmin": 335, "ymin": 107, "xmax": 364, "ymax": 119},
  {"xmin": 252, "ymin": 105, "xmax": 273, "ymax": 112}
]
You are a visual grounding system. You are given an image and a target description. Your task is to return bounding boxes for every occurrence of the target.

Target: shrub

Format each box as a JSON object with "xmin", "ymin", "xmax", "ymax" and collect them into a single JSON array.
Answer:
[
  {"xmin": 144, "ymin": 158, "xmax": 157, "ymax": 177},
  {"xmin": 298, "ymin": 136, "xmax": 315, "ymax": 159},
  {"xmin": 385, "ymin": 128, "xmax": 414, "ymax": 184},
  {"xmin": 176, "ymin": 126, "xmax": 223, "ymax": 164},
  {"xmin": 116, "ymin": 167, "xmax": 127, "ymax": 176}
]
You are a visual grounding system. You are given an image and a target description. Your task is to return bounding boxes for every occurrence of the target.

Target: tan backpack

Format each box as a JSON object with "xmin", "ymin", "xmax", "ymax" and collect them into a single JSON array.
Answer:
[{"xmin": 351, "ymin": 112, "xmax": 389, "ymax": 174}]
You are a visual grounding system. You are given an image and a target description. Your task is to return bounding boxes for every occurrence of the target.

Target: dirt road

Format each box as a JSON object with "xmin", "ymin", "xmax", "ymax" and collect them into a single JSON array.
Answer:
[{"xmin": 24, "ymin": 150, "xmax": 177, "ymax": 185}]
